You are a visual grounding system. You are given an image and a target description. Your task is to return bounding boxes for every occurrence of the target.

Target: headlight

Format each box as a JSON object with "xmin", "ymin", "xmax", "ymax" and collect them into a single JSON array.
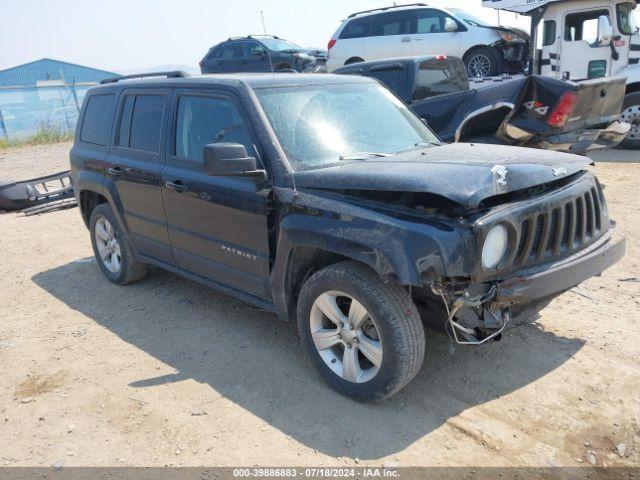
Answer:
[
  {"xmin": 498, "ymin": 31, "xmax": 525, "ymax": 43},
  {"xmin": 482, "ymin": 224, "xmax": 509, "ymax": 270}
]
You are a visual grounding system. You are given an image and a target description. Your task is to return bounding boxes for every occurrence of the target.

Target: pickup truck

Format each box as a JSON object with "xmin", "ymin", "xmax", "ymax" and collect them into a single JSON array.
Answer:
[
  {"xmin": 71, "ymin": 71, "xmax": 625, "ymax": 402},
  {"xmin": 334, "ymin": 56, "xmax": 630, "ymax": 154}
]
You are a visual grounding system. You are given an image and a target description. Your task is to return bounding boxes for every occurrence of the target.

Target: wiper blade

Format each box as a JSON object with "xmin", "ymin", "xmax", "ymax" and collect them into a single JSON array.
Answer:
[
  {"xmin": 414, "ymin": 140, "xmax": 441, "ymax": 147},
  {"xmin": 338, "ymin": 152, "xmax": 390, "ymax": 161}
]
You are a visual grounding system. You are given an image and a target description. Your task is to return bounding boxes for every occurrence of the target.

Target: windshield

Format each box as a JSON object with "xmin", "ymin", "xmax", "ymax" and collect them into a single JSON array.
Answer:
[
  {"xmin": 255, "ymin": 83, "xmax": 440, "ymax": 171},
  {"xmin": 448, "ymin": 8, "xmax": 492, "ymax": 27},
  {"xmin": 617, "ymin": 3, "xmax": 639, "ymax": 35},
  {"xmin": 259, "ymin": 38, "xmax": 302, "ymax": 52}
]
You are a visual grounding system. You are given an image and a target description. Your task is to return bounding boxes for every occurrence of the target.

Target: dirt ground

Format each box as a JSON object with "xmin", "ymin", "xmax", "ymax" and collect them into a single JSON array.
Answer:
[{"xmin": 0, "ymin": 142, "xmax": 639, "ymax": 468}]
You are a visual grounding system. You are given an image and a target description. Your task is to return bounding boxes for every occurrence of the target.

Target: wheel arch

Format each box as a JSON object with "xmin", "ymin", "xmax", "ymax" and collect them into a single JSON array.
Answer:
[
  {"xmin": 79, "ymin": 189, "xmax": 108, "ymax": 228},
  {"xmin": 344, "ymin": 56, "xmax": 365, "ymax": 65},
  {"xmin": 626, "ymin": 82, "xmax": 640, "ymax": 95}
]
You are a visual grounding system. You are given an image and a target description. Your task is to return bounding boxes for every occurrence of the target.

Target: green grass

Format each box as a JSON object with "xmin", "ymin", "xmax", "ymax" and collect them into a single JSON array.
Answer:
[{"xmin": 0, "ymin": 121, "xmax": 74, "ymax": 149}]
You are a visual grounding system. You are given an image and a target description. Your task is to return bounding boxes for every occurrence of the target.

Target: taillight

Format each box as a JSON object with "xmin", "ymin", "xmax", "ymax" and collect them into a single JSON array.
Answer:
[
  {"xmin": 199, "ymin": 60, "xmax": 204, "ymax": 67},
  {"xmin": 547, "ymin": 92, "xmax": 578, "ymax": 128},
  {"xmin": 328, "ymin": 39, "xmax": 337, "ymax": 50},
  {"xmin": 435, "ymin": 55, "xmax": 447, "ymax": 60}
]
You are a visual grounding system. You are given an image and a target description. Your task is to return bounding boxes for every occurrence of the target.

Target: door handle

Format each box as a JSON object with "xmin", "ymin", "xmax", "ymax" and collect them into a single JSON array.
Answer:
[
  {"xmin": 401, "ymin": 36, "xmax": 411, "ymax": 43},
  {"xmin": 165, "ymin": 180, "xmax": 188, "ymax": 193},
  {"xmin": 107, "ymin": 167, "xmax": 124, "ymax": 177}
]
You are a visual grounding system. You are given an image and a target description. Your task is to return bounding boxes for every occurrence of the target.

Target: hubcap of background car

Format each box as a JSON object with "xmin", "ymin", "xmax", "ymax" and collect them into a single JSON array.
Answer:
[
  {"xmin": 94, "ymin": 217, "xmax": 122, "ymax": 274},
  {"xmin": 309, "ymin": 291, "xmax": 383, "ymax": 384},
  {"xmin": 468, "ymin": 54, "xmax": 491, "ymax": 78},
  {"xmin": 620, "ymin": 104, "xmax": 640, "ymax": 139}
]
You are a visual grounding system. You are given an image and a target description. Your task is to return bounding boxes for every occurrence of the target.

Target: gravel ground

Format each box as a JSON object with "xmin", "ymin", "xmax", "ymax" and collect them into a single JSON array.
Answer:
[{"xmin": 0, "ymin": 142, "xmax": 639, "ymax": 468}]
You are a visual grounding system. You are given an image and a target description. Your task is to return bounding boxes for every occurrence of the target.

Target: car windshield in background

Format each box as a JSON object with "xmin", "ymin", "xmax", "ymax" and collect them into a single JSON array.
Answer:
[
  {"xmin": 448, "ymin": 9, "xmax": 491, "ymax": 28},
  {"xmin": 255, "ymin": 83, "xmax": 440, "ymax": 171},
  {"xmin": 413, "ymin": 59, "xmax": 469, "ymax": 101},
  {"xmin": 616, "ymin": 3, "xmax": 639, "ymax": 35},
  {"xmin": 259, "ymin": 38, "xmax": 302, "ymax": 52}
]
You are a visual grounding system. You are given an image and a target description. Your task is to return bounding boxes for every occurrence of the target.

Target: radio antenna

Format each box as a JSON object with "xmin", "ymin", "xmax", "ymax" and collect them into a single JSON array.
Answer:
[{"xmin": 259, "ymin": 10, "xmax": 298, "ymax": 198}]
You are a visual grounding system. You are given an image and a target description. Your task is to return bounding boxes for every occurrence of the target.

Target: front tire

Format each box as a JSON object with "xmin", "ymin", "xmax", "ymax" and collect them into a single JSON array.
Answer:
[
  {"xmin": 89, "ymin": 203, "xmax": 147, "ymax": 285},
  {"xmin": 619, "ymin": 92, "xmax": 640, "ymax": 149},
  {"xmin": 296, "ymin": 261, "xmax": 425, "ymax": 402},
  {"xmin": 465, "ymin": 47, "xmax": 501, "ymax": 77}
]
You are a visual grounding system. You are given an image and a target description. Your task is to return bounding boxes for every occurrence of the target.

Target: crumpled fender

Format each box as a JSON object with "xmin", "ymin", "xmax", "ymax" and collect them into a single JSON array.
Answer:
[{"xmin": 268, "ymin": 187, "xmax": 472, "ymax": 321}]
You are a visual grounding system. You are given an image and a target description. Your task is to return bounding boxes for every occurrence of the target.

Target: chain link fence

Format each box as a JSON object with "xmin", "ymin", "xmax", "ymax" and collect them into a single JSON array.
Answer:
[{"xmin": 0, "ymin": 83, "xmax": 94, "ymax": 142}]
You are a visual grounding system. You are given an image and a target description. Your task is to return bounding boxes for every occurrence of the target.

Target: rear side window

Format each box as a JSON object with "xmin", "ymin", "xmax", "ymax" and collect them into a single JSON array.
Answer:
[
  {"xmin": 80, "ymin": 94, "xmax": 115, "ymax": 146},
  {"xmin": 340, "ymin": 17, "xmax": 372, "ymax": 39},
  {"xmin": 117, "ymin": 94, "xmax": 165, "ymax": 153},
  {"xmin": 371, "ymin": 10, "xmax": 413, "ymax": 36},
  {"xmin": 219, "ymin": 42, "xmax": 245, "ymax": 58},
  {"xmin": 413, "ymin": 59, "xmax": 469, "ymax": 101},
  {"xmin": 175, "ymin": 95, "xmax": 253, "ymax": 163}
]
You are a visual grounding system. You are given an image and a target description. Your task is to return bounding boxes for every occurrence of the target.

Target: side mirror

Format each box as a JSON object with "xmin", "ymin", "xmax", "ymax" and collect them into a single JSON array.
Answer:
[
  {"xmin": 202, "ymin": 143, "xmax": 266, "ymax": 179},
  {"xmin": 444, "ymin": 18, "xmax": 458, "ymax": 33},
  {"xmin": 596, "ymin": 15, "xmax": 612, "ymax": 46}
]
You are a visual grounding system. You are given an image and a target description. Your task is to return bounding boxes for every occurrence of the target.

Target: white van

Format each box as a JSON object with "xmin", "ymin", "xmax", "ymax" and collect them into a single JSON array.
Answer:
[{"xmin": 326, "ymin": 4, "xmax": 529, "ymax": 77}]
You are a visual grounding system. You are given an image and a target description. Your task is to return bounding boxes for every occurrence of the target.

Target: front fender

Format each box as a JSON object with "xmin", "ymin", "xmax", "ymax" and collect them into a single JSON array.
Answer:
[{"xmin": 269, "ymin": 188, "xmax": 473, "ymax": 321}]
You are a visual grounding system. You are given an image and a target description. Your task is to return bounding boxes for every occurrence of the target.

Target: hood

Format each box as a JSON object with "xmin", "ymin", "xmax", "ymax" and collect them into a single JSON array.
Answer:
[
  {"xmin": 299, "ymin": 48, "xmax": 328, "ymax": 59},
  {"xmin": 290, "ymin": 143, "xmax": 592, "ymax": 210},
  {"xmin": 482, "ymin": 25, "xmax": 530, "ymax": 41}
]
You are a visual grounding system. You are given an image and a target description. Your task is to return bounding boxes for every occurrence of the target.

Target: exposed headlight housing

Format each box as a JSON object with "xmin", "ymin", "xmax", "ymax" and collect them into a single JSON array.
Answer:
[
  {"xmin": 498, "ymin": 30, "xmax": 525, "ymax": 43},
  {"xmin": 482, "ymin": 224, "xmax": 509, "ymax": 270}
]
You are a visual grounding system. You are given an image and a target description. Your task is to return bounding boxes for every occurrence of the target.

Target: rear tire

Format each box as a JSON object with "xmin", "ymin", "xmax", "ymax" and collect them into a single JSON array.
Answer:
[
  {"xmin": 465, "ymin": 47, "xmax": 501, "ymax": 77},
  {"xmin": 619, "ymin": 92, "xmax": 640, "ymax": 150},
  {"xmin": 89, "ymin": 203, "xmax": 148, "ymax": 285},
  {"xmin": 296, "ymin": 261, "xmax": 425, "ymax": 402}
]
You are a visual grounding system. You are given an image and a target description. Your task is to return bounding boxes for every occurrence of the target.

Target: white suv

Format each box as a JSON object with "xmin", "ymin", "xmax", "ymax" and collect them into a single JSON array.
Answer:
[{"xmin": 326, "ymin": 4, "xmax": 528, "ymax": 77}]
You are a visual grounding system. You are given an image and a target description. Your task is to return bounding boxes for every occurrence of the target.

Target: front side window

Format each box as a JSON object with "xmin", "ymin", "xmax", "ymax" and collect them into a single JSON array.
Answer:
[
  {"xmin": 617, "ymin": 2, "xmax": 639, "ymax": 35},
  {"xmin": 565, "ymin": 10, "xmax": 610, "ymax": 44},
  {"xmin": 413, "ymin": 59, "xmax": 469, "ymax": 101},
  {"xmin": 371, "ymin": 10, "xmax": 413, "ymax": 36},
  {"xmin": 80, "ymin": 94, "xmax": 115, "ymax": 146},
  {"xmin": 175, "ymin": 95, "xmax": 253, "ymax": 163},
  {"xmin": 117, "ymin": 94, "xmax": 165, "ymax": 153},
  {"xmin": 255, "ymin": 82, "xmax": 439, "ymax": 171},
  {"xmin": 416, "ymin": 9, "xmax": 449, "ymax": 34}
]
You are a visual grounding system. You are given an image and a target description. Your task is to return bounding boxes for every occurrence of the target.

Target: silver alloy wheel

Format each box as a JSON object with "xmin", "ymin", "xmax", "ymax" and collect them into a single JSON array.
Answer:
[
  {"xmin": 620, "ymin": 104, "xmax": 640, "ymax": 140},
  {"xmin": 94, "ymin": 217, "xmax": 122, "ymax": 274},
  {"xmin": 467, "ymin": 54, "xmax": 492, "ymax": 78},
  {"xmin": 309, "ymin": 291, "xmax": 383, "ymax": 384}
]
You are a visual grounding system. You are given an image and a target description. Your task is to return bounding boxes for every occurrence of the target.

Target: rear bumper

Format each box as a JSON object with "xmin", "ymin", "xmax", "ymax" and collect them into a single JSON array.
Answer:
[
  {"xmin": 503, "ymin": 121, "xmax": 630, "ymax": 155},
  {"xmin": 494, "ymin": 225, "xmax": 625, "ymax": 306}
]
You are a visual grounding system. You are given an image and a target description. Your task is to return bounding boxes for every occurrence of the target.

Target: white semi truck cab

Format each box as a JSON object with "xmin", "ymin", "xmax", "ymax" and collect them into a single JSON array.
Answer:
[{"xmin": 483, "ymin": 0, "xmax": 640, "ymax": 148}]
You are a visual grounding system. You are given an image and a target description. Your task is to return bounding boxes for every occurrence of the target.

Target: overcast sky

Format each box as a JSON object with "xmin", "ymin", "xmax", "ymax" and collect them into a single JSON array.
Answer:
[{"xmin": 0, "ymin": 0, "xmax": 531, "ymax": 73}]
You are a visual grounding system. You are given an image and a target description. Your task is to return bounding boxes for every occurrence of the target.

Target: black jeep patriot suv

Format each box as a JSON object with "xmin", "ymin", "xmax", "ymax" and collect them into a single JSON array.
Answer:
[{"xmin": 71, "ymin": 71, "xmax": 625, "ymax": 402}]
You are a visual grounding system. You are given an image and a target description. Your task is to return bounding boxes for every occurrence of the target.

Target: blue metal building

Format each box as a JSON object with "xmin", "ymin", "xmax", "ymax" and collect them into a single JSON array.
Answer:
[{"xmin": 0, "ymin": 58, "xmax": 119, "ymax": 87}]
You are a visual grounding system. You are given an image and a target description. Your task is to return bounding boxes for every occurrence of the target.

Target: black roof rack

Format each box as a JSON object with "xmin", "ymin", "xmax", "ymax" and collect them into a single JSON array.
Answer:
[
  {"xmin": 347, "ymin": 3, "xmax": 427, "ymax": 18},
  {"xmin": 100, "ymin": 71, "xmax": 190, "ymax": 84},
  {"xmin": 226, "ymin": 34, "xmax": 280, "ymax": 41}
]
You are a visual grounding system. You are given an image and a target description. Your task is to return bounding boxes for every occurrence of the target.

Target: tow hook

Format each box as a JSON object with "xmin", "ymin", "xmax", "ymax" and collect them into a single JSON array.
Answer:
[{"xmin": 437, "ymin": 285, "xmax": 511, "ymax": 346}]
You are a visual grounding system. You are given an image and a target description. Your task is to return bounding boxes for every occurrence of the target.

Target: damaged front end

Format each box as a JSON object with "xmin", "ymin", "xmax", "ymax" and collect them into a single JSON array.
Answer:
[{"xmin": 419, "ymin": 170, "xmax": 625, "ymax": 346}]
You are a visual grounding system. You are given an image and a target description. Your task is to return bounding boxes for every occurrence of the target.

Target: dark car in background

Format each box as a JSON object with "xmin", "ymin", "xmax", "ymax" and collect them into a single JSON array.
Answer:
[{"xmin": 200, "ymin": 35, "xmax": 326, "ymax": 73}]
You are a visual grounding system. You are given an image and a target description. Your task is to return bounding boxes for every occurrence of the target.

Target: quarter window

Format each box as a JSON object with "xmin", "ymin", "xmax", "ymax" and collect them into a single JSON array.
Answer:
[
  {"xmin": 80, "ymin": 94, "xmax": 115, "ymax": 146},
  {"xmin": 340, "ymin": 17, "xmax": 372, "ymax": 39},
  {"xmin": 117, "ymin": 94, "xmax": 165, "ymax": 153},
  {"xmin": 175, "ymin": 96, "xmax": 253, "ymax": 163}
]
